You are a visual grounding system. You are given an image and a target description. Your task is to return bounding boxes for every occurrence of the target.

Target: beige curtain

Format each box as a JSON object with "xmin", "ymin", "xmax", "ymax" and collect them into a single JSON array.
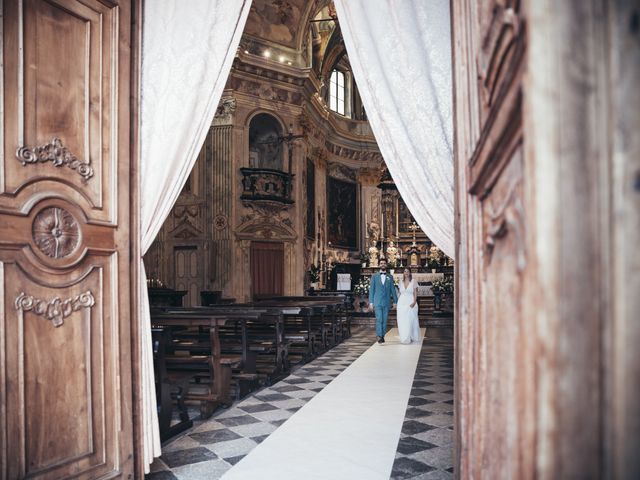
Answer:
[
  {"xmin": 139, "ymin": 0, "xmax": 251, "ymax": 470},
  {"xmin": 334, "ymin": 0, "xmax": 454, "ymax": 257}
]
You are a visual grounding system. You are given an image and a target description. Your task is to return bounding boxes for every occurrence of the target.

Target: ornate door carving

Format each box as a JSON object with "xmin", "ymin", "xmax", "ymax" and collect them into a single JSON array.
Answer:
[
  {"xmin": 0, "ymin": 1, "xmax": 135, "ymax": 478},
  {"xmin": 453, "ymin": 1, "xmax": 638, "ymax": 478},
  {"xmin": 452, "ymin": 1, "xmax": 532, "ymax": 478}
]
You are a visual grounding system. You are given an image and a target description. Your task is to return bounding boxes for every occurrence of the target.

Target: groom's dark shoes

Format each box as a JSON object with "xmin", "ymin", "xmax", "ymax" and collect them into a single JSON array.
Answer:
[{"xmin": 380, "ymin": 335, "xmax": 385, "ymax": 343}]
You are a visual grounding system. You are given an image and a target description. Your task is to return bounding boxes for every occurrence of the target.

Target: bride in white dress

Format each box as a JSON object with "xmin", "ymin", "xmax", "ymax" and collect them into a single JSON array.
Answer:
[{"xmin": 397, "ymin": 268, "xmax": 421, "ymax": 344}]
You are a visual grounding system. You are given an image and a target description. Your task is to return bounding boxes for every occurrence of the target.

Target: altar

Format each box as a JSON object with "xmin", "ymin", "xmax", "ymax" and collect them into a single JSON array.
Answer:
[
  {"xmin": 391, "ymin": 272, "xmax": 444, "ymax": 296},
  {"xmin": 357, "ymin": 269, "xmax": 444, "ymax": 297},
  {"xmin": 390, "ymin": 272, "xmax": 443, "ymax": 283}
]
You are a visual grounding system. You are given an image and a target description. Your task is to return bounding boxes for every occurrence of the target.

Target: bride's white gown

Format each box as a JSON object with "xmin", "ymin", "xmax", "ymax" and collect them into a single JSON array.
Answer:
[{"xmin": 397, "ymin": 279, "xmax": 421, "ymax": 344}]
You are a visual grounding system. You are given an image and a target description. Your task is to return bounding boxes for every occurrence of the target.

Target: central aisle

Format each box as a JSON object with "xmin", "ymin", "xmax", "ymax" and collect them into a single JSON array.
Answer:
[{"xmin": 222, "ymin": 328, "xmax": 426, "ymax": 480}]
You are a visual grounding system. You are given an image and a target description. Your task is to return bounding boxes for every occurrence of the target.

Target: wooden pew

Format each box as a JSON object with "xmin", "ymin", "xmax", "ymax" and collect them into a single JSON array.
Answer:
[
  {"xmin": 152, "ymin": 327, "xmax": 193, "ymax": 441},
  {"xmin": 151, "ymin": 310, "xmax": 239, "ymax": 419},
  {"xmin": 254, "ymin": 295, "xmax": 351, "ymax": 340},
  {"xmin": 198, "ymin": 302, "xmax": 321, "ymax": 364},
  {"xmin": 151, "ymin": 308, "xmax": 285, "ymax": 425},
  {"xmin": 154, "ymin": 306, "xmax": 290, "ymax": 394},
  {"xmin": 178, "ymin": 306, "xmax": 290, "ymax": 379},
  {"xmin": 254, "ymin": 297, "xmax": 350, "ymax": 349}
]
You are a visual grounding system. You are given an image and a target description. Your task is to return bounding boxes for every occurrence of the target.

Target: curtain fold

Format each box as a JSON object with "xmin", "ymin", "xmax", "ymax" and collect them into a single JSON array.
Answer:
[
  {"xmin": 333, "ymin": 0, "xmax": 454, "ymax": 257},
  {"xmin": 139, "ymin": 1, "xmax": 251, "ymax": 470}
]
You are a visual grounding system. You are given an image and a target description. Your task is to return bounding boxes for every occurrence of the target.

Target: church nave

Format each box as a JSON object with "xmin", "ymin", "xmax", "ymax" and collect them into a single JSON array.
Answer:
[
  {"xmin": 147, "ymin": 328, "xmax": 454, "ymax": 480},
  {"xmin": 0, "ymin": 0, "xmax": 636, "ymax": 478}
]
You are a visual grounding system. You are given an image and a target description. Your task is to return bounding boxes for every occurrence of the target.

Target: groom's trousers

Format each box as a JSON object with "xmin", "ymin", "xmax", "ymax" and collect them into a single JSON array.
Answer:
[{"xmin": 374, "ymin": 305, "xmax": 389, "ymax": 338}]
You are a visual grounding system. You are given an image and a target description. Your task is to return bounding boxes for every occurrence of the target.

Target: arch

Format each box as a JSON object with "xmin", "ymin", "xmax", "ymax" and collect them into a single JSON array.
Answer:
[{"xmin": 298, "ymin": 0, "xmax": 334, "ymax": 53}]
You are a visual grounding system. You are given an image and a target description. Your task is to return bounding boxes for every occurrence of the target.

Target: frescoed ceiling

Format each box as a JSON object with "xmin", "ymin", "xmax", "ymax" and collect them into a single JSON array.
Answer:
[{"xmin": 243, "ymin": 0, "xmax": 333, "ymax": 51}]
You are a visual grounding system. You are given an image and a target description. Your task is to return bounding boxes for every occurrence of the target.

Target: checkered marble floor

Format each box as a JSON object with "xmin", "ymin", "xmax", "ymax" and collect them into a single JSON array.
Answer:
[
  {"xmin": 147, "ymin": 328, "xmax": 375, "ymax": 480},
  {"xmin": 146, "ymin": 327, "xmax": 454, "ymax": 480},
  {"xmin": 391, "ymin": 329, "xmax": 455, "ymax": 480}
]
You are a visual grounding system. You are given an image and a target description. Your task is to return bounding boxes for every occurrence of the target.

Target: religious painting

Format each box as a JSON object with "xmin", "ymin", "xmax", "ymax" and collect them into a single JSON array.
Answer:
[
  {"xmin": 248, "ymin": 113, "xmax": 283, "ymax": 170},
  {"xmin": 398, "ymin": 198, "xmax": 418, "ymax": 233},
  {"xmin": 327, "ymin": 177, "xmax": 358, "ymax": 249},
  {"xmin": 306, "ymin": 158, "xmax": 315, "ymax": 239},
  {"xmin": 244, "ymin": 0, "xmax": 302, "ymax": 49}
]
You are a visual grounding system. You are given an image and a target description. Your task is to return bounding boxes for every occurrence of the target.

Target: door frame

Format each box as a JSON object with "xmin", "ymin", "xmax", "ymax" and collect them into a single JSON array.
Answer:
[
  {"xmin": 129, "ymin": 0, "xmax": 144, "ymax": 476},
  {"xmin": 451, "ymin": 0, "xmax": 640, "ymax": 477}
]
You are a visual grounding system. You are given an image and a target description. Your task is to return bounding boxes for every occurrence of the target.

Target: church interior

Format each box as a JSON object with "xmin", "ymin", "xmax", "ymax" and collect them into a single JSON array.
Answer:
[
  {"xmin": 142, "ymin": 4, "xmax": 453, "ymax": 311},
  {"xmin": 142, "ymin": 3, "xmax": 455, "ymax": 477},
  {"xmin": 0, "ymin": 0, "xmax": 638, "ymax": 479}
]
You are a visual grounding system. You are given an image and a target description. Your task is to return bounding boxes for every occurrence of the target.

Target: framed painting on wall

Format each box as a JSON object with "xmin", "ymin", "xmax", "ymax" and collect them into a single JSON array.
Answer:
[
  {"xmin": 327, "ymin": 176, "xmax": 358, "ymax": 249},
  {"xmin": 306, "ymin": 158, "xmax": 315, "ymax": 239}
]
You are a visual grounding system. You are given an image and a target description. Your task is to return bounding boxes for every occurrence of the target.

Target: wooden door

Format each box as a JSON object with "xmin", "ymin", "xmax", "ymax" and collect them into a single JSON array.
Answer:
[
  {"xmin": 250, "ymin": 242, "xmax": 284, "ymax": 298},
  {"xmin": 0, "ymin": 1, "xmax": 135, "ymax": 478},
  {"xmin": 173, "ymin": 245, "xmax": 202, "ymax": 307},
  {"xmin": 452, "ymin": 0, "xmax": 640, "ymax": 478}
]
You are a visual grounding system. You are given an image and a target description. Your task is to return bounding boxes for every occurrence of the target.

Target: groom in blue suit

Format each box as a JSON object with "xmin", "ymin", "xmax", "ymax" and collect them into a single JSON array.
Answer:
[{"xmin": 368, "ymin": 259, "xmax": 398, "ymax": 343}]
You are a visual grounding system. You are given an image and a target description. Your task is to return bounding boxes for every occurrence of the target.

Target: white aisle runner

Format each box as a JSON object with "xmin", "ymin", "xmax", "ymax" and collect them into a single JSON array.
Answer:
[{"xmin": 222, "ymin": 328, "xmax": 426, "ymax": 480}]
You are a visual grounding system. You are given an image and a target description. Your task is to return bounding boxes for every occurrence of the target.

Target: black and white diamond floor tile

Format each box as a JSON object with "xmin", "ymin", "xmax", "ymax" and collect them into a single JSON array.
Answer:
[{"xmin": 147, "ymin": 327, "xmax": 454, "ymax": 480}]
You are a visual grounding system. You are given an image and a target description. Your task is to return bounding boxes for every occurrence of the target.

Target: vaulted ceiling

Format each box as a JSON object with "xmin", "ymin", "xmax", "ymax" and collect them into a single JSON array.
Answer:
[{"xmin": 243, "ymin": 0, "xmax": 332, "ymax": 52}]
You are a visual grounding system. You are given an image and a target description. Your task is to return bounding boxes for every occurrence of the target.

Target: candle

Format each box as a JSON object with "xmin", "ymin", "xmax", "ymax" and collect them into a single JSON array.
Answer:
[{"xmin": 365, "ymin": 213, "xmax": 368, "ymax": 238}]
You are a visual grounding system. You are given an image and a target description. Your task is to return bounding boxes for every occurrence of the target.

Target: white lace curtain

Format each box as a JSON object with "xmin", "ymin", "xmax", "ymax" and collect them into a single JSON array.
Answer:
[
  {"xmin": 140, "ymin": 0, "xmax": 251, "ymax": 470},
  {"xmin": 334, "ymin": 0, "xmax": 454, "ymax": 257}
]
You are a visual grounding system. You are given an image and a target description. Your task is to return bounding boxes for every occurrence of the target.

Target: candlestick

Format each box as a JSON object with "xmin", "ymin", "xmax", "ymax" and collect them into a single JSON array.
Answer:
[
  {"xmin": 396, "ymin": 210, "xmax": 399, "ymax": 239},
  {"xmin": 381, "ymin": 212, "xmax": 384, "ymax": 239},
  {"xmin": 365, "ymin": 213, "xmax": 368, "ymax": 238}
]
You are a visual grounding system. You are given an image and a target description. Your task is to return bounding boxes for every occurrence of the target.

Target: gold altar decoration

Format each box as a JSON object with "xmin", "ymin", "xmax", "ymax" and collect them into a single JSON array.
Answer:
[
  {"xmin": 368, "ymin": 239, "xmax": 379, "ymax": 268},
  {"xmin": 386, "ymin": 240, "xmax": 398, "ymax": 265}
]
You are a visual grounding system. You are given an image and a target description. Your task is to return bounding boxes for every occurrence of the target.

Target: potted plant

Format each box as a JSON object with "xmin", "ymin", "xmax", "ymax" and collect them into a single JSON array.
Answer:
[
  {"xmin": 358, "ymin": 251, "xmax": 370, "ymax": 268},
  {"xmin": 353, "ymin": 277, "xmax": 371, "ymax": 311},
  {"xmin": 431, "ymin": 278, "xmax": 453, "ymax": 310},
  {"xmin": 308, "ymin": 264, "xmax": 320, "ymax": 290}
]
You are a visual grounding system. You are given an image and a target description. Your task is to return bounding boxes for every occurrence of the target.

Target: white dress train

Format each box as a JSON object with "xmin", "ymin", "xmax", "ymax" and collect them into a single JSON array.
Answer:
[{"xmin": 397, "ymin": 279, "xmax": 421, "ymax": 344}]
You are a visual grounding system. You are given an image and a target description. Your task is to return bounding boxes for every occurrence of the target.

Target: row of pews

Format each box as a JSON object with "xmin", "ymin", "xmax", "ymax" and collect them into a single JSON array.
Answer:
[{"xmin": 151, "ymin": 295, "xmax": 352, "ymax": 441}]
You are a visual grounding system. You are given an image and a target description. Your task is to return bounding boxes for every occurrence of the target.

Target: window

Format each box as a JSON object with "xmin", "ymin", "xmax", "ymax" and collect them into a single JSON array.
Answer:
[{"xmin": 329, "ymin": 70, "xmax": 345, "ymax": 115}]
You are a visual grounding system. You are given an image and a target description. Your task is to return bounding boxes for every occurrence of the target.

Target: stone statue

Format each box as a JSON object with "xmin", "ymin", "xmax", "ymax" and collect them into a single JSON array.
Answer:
[
  {"xmin": 428, "ymin": 245, "xmax": 444, "ymax": 266},
  {"xmin": 386, "ymin": 241, "xmax": 398, "ymax": 266},
  {"xmin": 368, "ymin": 239, "xmax": 379, "ymax": 268},
  {"xmin": 367, "ymin": 221, "xmax": 381, "ymax": 242}
]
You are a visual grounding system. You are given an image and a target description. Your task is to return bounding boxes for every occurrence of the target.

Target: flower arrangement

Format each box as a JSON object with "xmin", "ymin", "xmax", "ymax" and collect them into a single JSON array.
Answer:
[
  {"xmin": 353, "ymin": 276, "xmax": 371, "ymax": 296},
  {"xmin": 431, "ymin": 278, "xmax": 454, "ymax": 294},
  {"xmin": 308, "ymin": 264, "xmax": 320, "ymax": 283}
]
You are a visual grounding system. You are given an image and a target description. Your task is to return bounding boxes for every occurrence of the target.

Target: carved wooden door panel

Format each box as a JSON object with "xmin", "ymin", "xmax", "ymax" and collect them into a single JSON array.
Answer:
[
  {"xmin": 452, "ymin": 0, "xmax": 636, "ymax": 478},
  {"xmin": 452, "ymin": 1, "xmax": 532, "ymax": 478},
  {"xmin": 173, "ymin": 246, "xmax": 202, "ymax": 307},
  {"xmin": 0, "ymin": 1, "xmax": 134, "ymax": 479}
]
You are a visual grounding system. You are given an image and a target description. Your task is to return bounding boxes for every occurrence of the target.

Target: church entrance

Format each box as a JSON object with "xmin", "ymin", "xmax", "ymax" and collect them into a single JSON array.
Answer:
[{"xmin": 250, "ymin": 241, "xmax": 285, "ymax": 298}]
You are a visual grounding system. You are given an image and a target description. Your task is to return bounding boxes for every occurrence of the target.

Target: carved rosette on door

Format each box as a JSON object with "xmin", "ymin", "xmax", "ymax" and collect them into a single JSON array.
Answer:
[{"xmin": 31, "ymin": 206, "xmax": 81, "ymax": 259}]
